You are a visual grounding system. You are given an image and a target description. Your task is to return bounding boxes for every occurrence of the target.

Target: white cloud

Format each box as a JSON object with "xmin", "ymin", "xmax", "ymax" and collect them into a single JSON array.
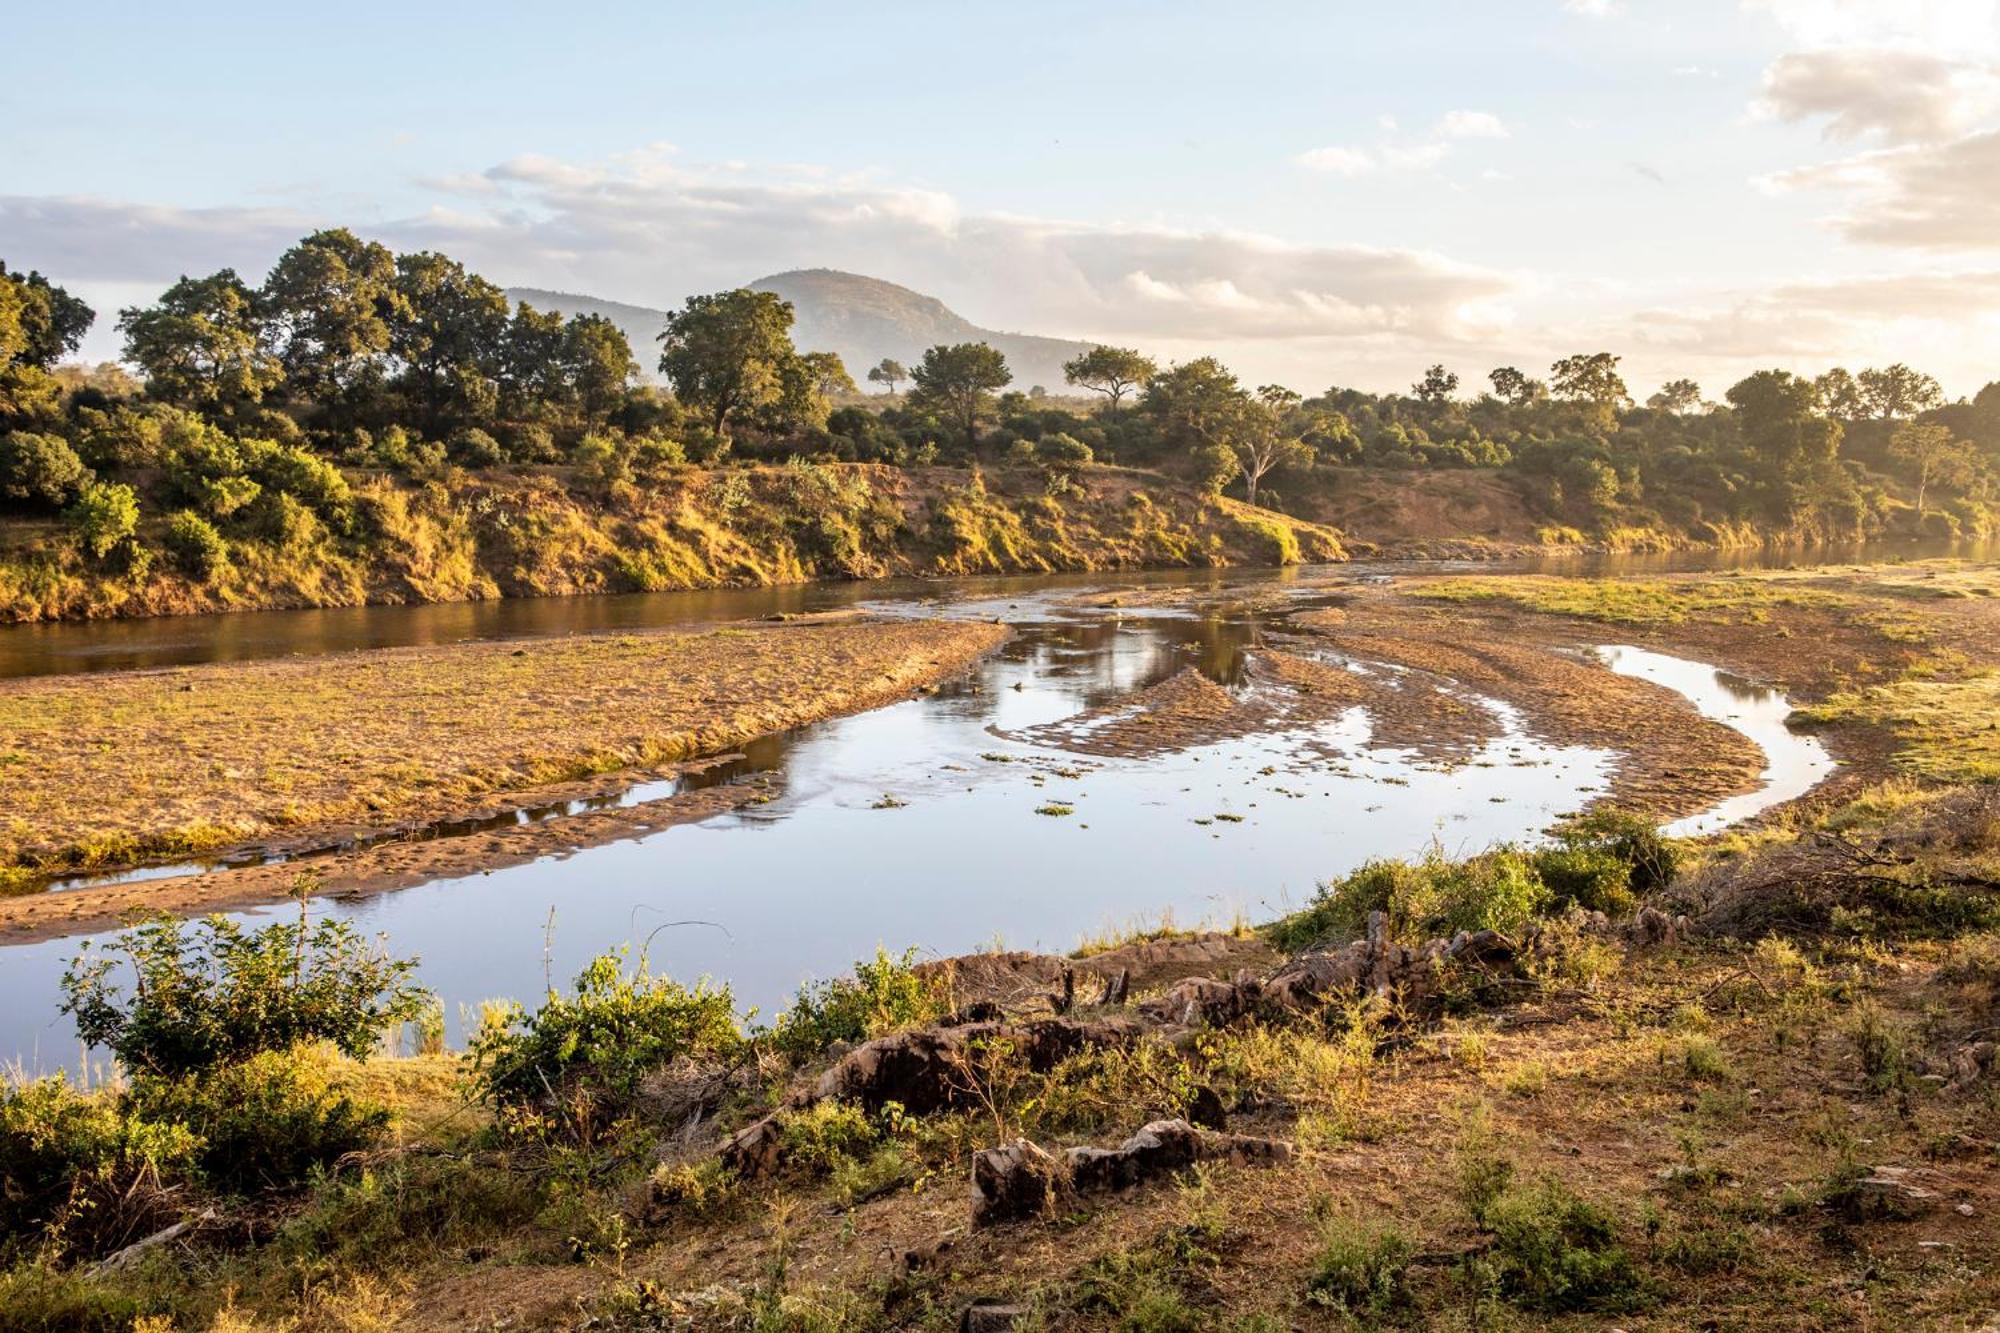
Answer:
[
  {"xmin": 1294, "ymin": 146, "xmax": 1377, "ymax": 175},
  {"xmin": 1747, "ymin": 0, "xmax": 2000, "ymax": 58},
  {"xmin": 1436, "ymin": 110, "xmax": 1510, "ymax": 140},
  {"xmin": 1769, "ymin": 127, "xmax": 2000, "ymax": 249},
  {"xmin": 1564, "ymin": 0, "xmax": 1622, "ymax": 16},
  {"xmin": 1379, "ymin": 142, "xmax": 1451, "ymax": 170},
  {"xmin": 1756, "ymin": 48, "xmax": 2000, "ymax": 143}
]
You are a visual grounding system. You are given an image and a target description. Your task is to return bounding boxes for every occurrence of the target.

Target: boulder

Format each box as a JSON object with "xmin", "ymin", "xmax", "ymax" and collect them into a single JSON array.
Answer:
[{"xmin": 971, "ymin": 1139, "xmax": 1067, "ymax": 1225}]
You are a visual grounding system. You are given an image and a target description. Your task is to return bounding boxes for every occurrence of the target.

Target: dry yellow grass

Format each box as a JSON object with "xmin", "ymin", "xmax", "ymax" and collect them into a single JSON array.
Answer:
[{"xmin": 0, "ymin": 616, "xmax": 1008, "ymax": 873}]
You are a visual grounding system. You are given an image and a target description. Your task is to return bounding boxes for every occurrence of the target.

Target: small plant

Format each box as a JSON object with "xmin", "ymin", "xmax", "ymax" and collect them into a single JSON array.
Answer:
[
  {"xmin": 1455, "ymin": 1105, "xmax": 1516, "ymax": 1225},
  {"xmin": 1845, "ymin": 1001, "xmax": 1912, "ymax": 1094},
  {"xmin": 1476, "ymin": 1176, "xmax": 1651, "ymax": 1313},
  {"xmin": 1035, "ymin": 802, "xmax": 1076, "ymax": 817},
  {"xmin": 59, "ymin": 889, "xmax": 430, "ymax": 1077},
  {"xmin": 472, "ymin": 950, "xmax": 741, "ymax": 1140},
  {"xmin": 777, "ymin": 1102, "xmax": 878, "ymax": 1174},
  {"xmin": 1305, "ymin": 1213, "xmax": 1414, "ymax": 1314},
  {"xmin": 767, "ymin": 948, "xmax": 945, "ymax": 1061},
  {"xmin": 0, "ymin": 1074, "xmax": 198, "ymax": 1259}
]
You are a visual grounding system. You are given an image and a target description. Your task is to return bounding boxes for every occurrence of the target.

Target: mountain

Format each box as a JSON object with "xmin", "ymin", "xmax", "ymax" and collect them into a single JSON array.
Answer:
[{"xmin": 508, "ymin": 270, "xmax": 1097, "ymax": 394}]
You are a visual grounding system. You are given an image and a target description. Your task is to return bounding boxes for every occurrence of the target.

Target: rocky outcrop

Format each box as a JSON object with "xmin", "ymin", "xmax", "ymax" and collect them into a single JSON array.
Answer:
[{"xmin": 971, "ymin": 1118, "xmax": 1293, "ymax": 1226}]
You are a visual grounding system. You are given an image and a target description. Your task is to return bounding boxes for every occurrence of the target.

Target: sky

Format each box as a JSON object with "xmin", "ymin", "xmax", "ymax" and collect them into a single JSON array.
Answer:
[{"xmin": 4, "ymin": 0, "xmax": 1999, "ymax": 398}]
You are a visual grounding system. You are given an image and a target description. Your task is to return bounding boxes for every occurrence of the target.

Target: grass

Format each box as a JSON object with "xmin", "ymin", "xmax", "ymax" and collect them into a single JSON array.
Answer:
[
  {"xmin": 1411, "ymin": 573, "xmax": 1841, "ymax": 625},
  {"xmin": 1799, "ymin": 669, "xmax": 2000, "ymax": 781},
  {"xmin": 0, "ymin": 616, "xmax": 1008, "ymax": 877}
]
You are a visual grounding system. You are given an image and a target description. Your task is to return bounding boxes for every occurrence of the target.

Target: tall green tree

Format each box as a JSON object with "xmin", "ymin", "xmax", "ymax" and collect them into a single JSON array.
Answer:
[
  {"xmin": 657, "ymin": 289, "xmax": 803, "ymax": 438},
  {"xmin": 118, "ymin": 270, "xmax": 282, "ymax": 411},
  {"xmin": 260, "ymin": 229, "xmax": 400, "ymax": 403},
  {"xmin": 1063, "ymin": 345, "xmax": 1157, "ymax": 414},
  {"xmin": 1858, "ymin": 364, "xmax": 1944, "ymax": 420},
  {"xmin": 0, "ymin": 262, "xmax": 94, "ymax": 370},
  {"xmin": 1549, "ymin": 353, "xmax": 1630, "ymax": 418},
  {"xmin": 1726, "ymin": 370, "xmax": 1842, "ymax": 469},
  {"xmin": 1487, "ymin": 366, "xmax": 1547, "ymax": 407},
  {"xmin": 865, "ymin": 358, "xmax": 907, "ymax": 395},
  {"xmin": 563, "ymin": 315, "xmax": 638, "ymax": 428},
  {"xmin": 1814, "ymin": 367, "xmax": 1865, "ymax": 419},
  {"xmin": 1412, "ymin": 364, "xmax": 1459, "ymax": 405},
  {"xmin": 1646, "ymin": 379, "xmax": 1703, "ymax": 414},
  {"xmin": 1890, "ymin": 422, "xmax": 1972, "ymax": 518},
  {"xmin": 909, "ymin": 342, "xmax": 1011, "ymax": 449},
  {"xmin": 389, "ymin": 252, "xmax": 509, "ymax": 433}
]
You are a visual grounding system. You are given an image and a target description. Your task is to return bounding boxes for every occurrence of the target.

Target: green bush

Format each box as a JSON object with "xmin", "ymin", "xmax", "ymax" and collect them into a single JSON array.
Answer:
[
  {"xmin": 1305, "ymin": 1214, "xmax": 1413, "ymax": 1314},
  {"xmin": 471, "ymin": 951, "xmax": 741, "ymax": 1139},
  {"xmin": 776, "ymin": 1101, "xmax": 878, "ymax": 1173},
  {"xmin": 767, "ymin": 947, "xmax": 944, "ymax": 1061},
  {"xmin": 509, "ymin": 422, "xmax": 561, "ymax": 464},
  {"xmin": 279, "ymin": 1153, "xmax": 538, "ymax": 1267},
  {"xmin": 65, "ymin": 481, "xmax": 139, "ymax": 560},
  {"xmin": 448, "ymin": 427, "xmax": 505, "ymax": 467},
  {"xmin": 1540, "ymin": 809, "xmax": 1681, "ymax": 901},
  {"xmin": 194, "ymin": 473, "xmax": 261, "ymax": 519},
  {"xmin": 0, "ymin": 1075, "xmax": 199, "ymax": 1259},
  {"xmin": 163, "ymin": 510, "xmax": 230, "ymax": 577},
  {"xmin": 60, "ymin": 907, "xmax": 430, "ymax": 1077},
  {"xmin": 126, "ymin": 1050, "xmax": 385, "ymax": 1194},
  {"xmin": 1272, "ymin": 848, "xmax": 1550, "ymax": 949},
  {"xmin": 0, "ymin": 431, "xmax": 91, "ymax": 508},
  {"xmin": 1477, "ymin": 1177, "xmax": 1650, "ymax": 1313}
]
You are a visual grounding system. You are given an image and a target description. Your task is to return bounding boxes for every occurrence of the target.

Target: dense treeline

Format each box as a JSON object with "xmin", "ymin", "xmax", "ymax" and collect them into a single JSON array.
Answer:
[{"xmin": 3, "ymin": 230, "xmax": 1996, "ymax": 599}]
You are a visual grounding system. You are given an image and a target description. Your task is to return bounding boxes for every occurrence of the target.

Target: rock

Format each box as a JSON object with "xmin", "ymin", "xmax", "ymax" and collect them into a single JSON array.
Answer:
[
  {"xmin": 1950, "ymin": 1041, "xmax": 1997, "ymax": 1089},
  {"xmin": 718, "ymin": 1116, "xmax": 784, "ymax": 1179},
  {"xmin": 1184, "ymin": 1084, "xmax": 1227, "ymax": 1129},
  {"xmin": 1630, "ymin": 906, "xmax": 1678, "ymax": 947},
  {"xmin": 972, "ymin": 1139, "xmax": 1067, "ymax": 1225},
  {"xmin": 1064, "ymin": 1118, "xmax": 1293, "ymax": 1196},
  {"xmin": 815, "ymin": 1016, "xmax": 1141, "ymax": 1114},
  {"xmin": 1841, "ymin": 1166, "xmax": 1943, "ymax": 1219},
  {"xmin": 959, "ymin": 1301, "xmax": 1027, "ymax": 1332}
]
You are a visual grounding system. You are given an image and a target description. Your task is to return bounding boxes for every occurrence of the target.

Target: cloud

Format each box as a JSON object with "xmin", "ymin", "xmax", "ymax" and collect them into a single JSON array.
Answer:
[
  {"xmin": 1756, "ymin": 48, "xmax": 2000, "ymax": 143},
  {"xmin": 1769, "ymin": 127, "xmax": 2000, "ymax": 249},
  {"xmin": 1436, "ymin": 110, "xmax": 1510, "ymax": 140},
  {"xmin": 1747, "ymin": 0, "xmax": 2000, "ymax": 57},
  {"xmin": 1564, "ymin": 0, "xmax": 1622, "ymax": 16},
  {"xmin": 1294, "ymin": 146, "xmax": 1377, "ymax": 175}
]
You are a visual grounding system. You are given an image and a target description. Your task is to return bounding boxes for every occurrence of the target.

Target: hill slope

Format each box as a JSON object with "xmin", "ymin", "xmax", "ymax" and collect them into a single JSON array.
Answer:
[{"xmin": 508, "ymin": 270, "xmax": 1097, "ymax": 393}]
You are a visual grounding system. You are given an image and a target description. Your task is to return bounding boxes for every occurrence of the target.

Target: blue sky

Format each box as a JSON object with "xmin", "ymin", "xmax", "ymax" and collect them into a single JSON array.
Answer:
[{"xmin": 6, "ymin": 0, "xmax": 1998, "ymax": 394}]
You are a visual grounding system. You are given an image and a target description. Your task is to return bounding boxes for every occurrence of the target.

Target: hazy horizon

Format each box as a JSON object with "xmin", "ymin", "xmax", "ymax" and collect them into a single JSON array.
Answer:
[{"xmin": 6, "ymin": 0, "xmax": 1998, "ymax": 397}]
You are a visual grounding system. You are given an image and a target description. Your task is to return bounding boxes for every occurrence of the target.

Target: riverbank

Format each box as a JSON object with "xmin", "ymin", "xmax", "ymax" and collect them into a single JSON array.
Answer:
[
  {"xmin": 0, "ymin": 464, "xmax": 1345, "ymax": 625},
  {"xmin": 0, "ymin": 613, "xmax": 1010, "ymax": 912}
]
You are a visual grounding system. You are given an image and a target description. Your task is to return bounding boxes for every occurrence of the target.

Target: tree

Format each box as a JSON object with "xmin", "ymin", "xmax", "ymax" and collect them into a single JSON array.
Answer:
[
  {"xmin": 1646, "ymin": 379, "xmax": 1703, "ymax": 414},
  {"xmin": 563, "ymin": 315, "xmax": 638, "ymax": 428},
  {"xmin": 771, "ymin": 350, "xmax": 855, "ymax": 433},
  {"xmin": 865, "ymin": 358, "xmax": 908, "ymax": 395},
  {"xmin": 1890, "ymin": 422, "xmax": 1973, "ymax": 518},
  {"xmin": 1814, "ymin": 367, "xmax": 1865, "ymax": 419},
  {"xmin": 259, "ymin": 229, "xmax": 400, "ymax": 403},
  {"xmin": 389, "ymin": 252, "xmax": 510, "ymax": 433},
  {"xmin": 0, "ymin": 261, "xmax": 94, "ymax": 370},
  {"xmin": 1063, "ymin": 345, "xmax": 1157, "ymax": 414},
  {"xmin": 119, "ymin": 270, "xmax": 282, "ymax": 411},
  {"xmin": 1488, "ymin": 367, "xmax": 1547, "ymax": 407},
  {"xmin": 1233, "ymin": 385, "xmax": 1316, "ymax": 506},
  {"xmin": 657, "ymin": 289, "xmax": 804, "ymax": 438},
  {"xmin": 0, "ymin": 431, "xmax": 91, "ymax": 508},
  {"xmin": 1413, "ymin": 364, "xmax": 1459, "ymax": 405},
  {"xmin": 908, "ymin": 342, "xmax": 1011, "ymax": 449},
  {"xmin": 1858, "ymin": 364, "xmax": 1944, "ymax": 420},
  {"xmin": 1549, "ymin": 353, "xmax": 1630, "ymax": 415},
  {"xmin": 67, "ymin": 480, "xmax": 139, "ymax": 560},
  {"xmin": 1726, "ymin": 370, "xmax": 1842, "ymax": 469}
]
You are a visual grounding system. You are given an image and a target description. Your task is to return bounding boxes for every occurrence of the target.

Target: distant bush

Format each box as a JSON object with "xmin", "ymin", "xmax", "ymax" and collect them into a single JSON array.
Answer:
[
  {"xmin": 0, "ymin": 431, "xmax": 91, "ymax": 508},
  {"xmin": 1306, "ymin": 1214, "xmax": 1413, "ymax": 1315},
  {"xmin": 65, "ymin": 481, "xmax": 139, "ymax": 560},
  {"xmin": 471, "ymin": 951, "xmax": 741, "ymax": 1140},
  {"xmin": 127, "ymin": 1050, "xmax": 386, "ymax": 1194},
  {"xmin": 60, "ymin": 904, "xmax": 431, "ymax": 1077},
  {"xmin": 447, "ymin": 427, "xmax": 505, "ymax": 468},
  {"xmin": 572, "ymin": 434, "xmax": 632, "ymax": 493},
  {"xmin": 163, "ymin": 510, "xmax": 230, "ymax": 577},
  {"xmin": 767, "ymin": 947, "xmax": 945, "ymax": 1061},
  {"xmin": 508, "ymin": 423, "xmax": 561, "ymax": 464},
  {"xmin": 0, "ymin": 1075, "xmax": 198, "ymax": 1259}
]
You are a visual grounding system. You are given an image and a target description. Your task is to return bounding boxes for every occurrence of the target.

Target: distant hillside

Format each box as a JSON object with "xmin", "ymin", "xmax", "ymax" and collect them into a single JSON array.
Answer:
[{"xmin": 508, "ymin": 270, "xmax": 1097, "ymax": 393}]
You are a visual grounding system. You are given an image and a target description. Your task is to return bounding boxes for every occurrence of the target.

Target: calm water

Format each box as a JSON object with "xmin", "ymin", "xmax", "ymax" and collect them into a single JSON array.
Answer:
[{"xmin": 0, "ymin": 579, "xmax": 1832, "ymax": 1074}]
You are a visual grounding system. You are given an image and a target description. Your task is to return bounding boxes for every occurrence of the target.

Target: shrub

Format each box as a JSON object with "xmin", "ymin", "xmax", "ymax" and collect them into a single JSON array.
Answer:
[
  {"xmin": 280, "ymin": 1154, "xmax": 537, "ymax": 1266},
  {"xmin": 194, "ymin": 473, "xmax": 261, "ymax": 520},
  {"xmin": 240, "ymin": 436, "xmax": 353, "ymax": 522},
  {"xmin": 471, "ymin": 951, "xmax": 741, "ymax": 1139},
  {"xmin": 1273, "ymin": 847, "xmax": 1550, "ymax": 949},
  {"xmin": 767, "ymin": 948, "xmax": 946, "ymax": 1060},
  {"xmin": 0, "ymin": 431, "xmax": 90, "ymax": 508},
  {"xmin": 776, "ymin": 1101, "xmax": 877, "ymax": 1173},
  {"xmin": 1305, "ymin": 1214, "xmax": 1413, "ymax": 1314},
  {"xmin": 1541, "ymin": 809, "xmax": 1681, "ymax": 901},
  {"xmin": 126, "ymin": 1050, "xmax": 386, "ymax": 1194},
  {"xmin": 65, "ymin": 481, "xmax": 139, "ymax": 560},
  {"xmin": 447, "ymin": 427, "xmax": 505, "ymax": 467},
  {"xmin": 163, "ymin": 510, "xmax": 229, "ymax": 577},
  {"xmin": 508, "ymin": 423, "xmax": 561, "ymax": 464},
  {"xmin": 572, "ymin": 434, "xmax": 632, "ymax": 493},
  {"xmin": 1477, "ymin": 1178, "xmax": 1650, "ymax": 1313},
  {"xmin": 60, "ymin": 904, "xmax": 431, "ymax": 1077},
  {"xmin": 0, "ymin": 1075, "xmax": 199, "ymax": 1259}
]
